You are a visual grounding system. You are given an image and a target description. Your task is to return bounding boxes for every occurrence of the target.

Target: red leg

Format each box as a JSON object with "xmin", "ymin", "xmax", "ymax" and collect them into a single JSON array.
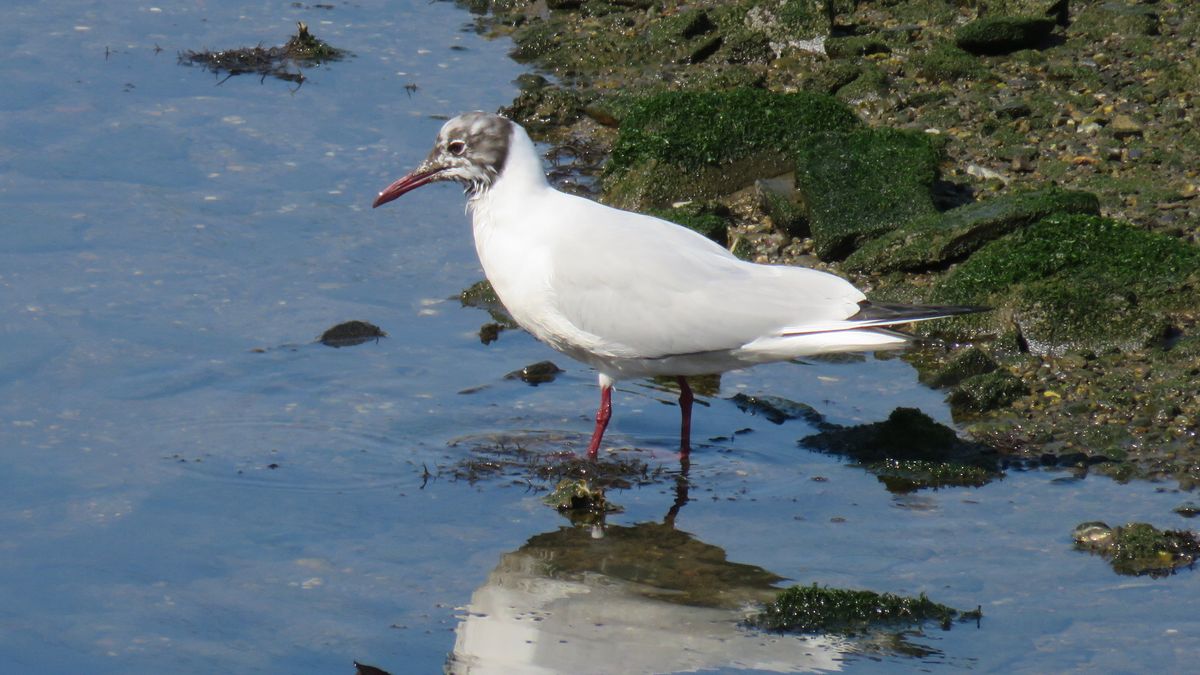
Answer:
[
  {"xmin": 585, "ymin": 383, "xmax": 613, "ymax": 459},
  {"xmin": 676, "ymin": 376, "xmax": 693, "ymax": 457}
]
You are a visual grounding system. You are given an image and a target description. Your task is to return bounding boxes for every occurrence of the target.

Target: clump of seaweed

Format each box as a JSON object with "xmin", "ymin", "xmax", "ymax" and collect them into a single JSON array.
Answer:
[
  {"xmin": 745, "ymin": 583, "xmax": 980, "ymax": 634},
  {"xmin": 180, "ymin": 22, "xmax": 347, "ymax": 85},
  {"xmin": 1073, "ymin": 521, "xmax": 1200, "ymax": 577}
]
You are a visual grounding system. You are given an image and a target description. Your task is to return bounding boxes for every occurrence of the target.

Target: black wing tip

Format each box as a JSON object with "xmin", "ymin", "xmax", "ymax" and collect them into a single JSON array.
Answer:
[{"xmin": 851, "ymin": 301, "xmax": 990, "ymax": 323}]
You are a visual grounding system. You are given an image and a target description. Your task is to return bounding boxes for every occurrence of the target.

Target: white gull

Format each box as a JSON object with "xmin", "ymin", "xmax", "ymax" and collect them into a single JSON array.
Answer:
[{"xmin": 373, "ymin": 112, "xmax": 982, "ymax": 458}]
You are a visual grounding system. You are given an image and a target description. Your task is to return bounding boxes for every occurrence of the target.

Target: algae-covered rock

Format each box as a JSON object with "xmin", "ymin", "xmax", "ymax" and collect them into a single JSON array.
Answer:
[
  {"xmin": 795, "ymin": 127, "xmax": 941, "ymax": 260},
  {"xmin": 543, "ymin": 478, "xmax": 621, "ymax": 523},
  {"xmin": 929, "ymin": 214, "xmax": 1200, "ymax": 355},
  {"xmin": 912, "ymin": 41, "xmax": 986, "ymax": 82},
  {"xmin": 730, "ymin": 393, "xmax": 826, "ymax": 426},
  {"xmin": 1073, "ymin": 2, "xmax": 1161, "ymax": 39},
  {"xmin": 800, "ymin": 407, "xmax": 1001, "ymax": 491},
  {"xmin": 948, "ymin": 371, "xmax": 1028, "ymax": 414},
  {"xmin": 844, "ymin": 187, "xmax": 1100, "ymax": 274},
  {"xmin": 920, "ymin": 347, "xmax": 999, "ymax": 388},
  {"xmin": 1073, "ymin": 521, "xmax": 1200, "ymax": 577},
  {"xmin": 955, "ymin": 15, "xmax": 1056, "ymax": 55},
  {"xmin": 746, "ymin": 583, "xmax": 975, "ymax": 634},
  {"xmin": 646, "ymin": 201, "xmax": 732, "ymax": 246},
  {"xmin": 318, "ymin": 320, "xmax": 387, "ymax": 348},
  {"xmin": 505, "ymin": 360, "xmax": 564, "ymax": 385},
  {"xmin": 604, "ymin": 89, "xmax": 859, "ymax": 209}
]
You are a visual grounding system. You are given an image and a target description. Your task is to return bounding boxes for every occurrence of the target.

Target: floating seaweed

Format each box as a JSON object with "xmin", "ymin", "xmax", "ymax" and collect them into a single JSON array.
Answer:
[{"xmin": 179, "ymin": 22, "xmax": 348, "ymax": 85}]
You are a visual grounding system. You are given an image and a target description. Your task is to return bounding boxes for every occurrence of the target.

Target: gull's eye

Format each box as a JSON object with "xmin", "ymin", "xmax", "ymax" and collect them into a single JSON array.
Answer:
[{"xmin": 447, "ymin": 140, "xmax": 466, "ymax": 156}]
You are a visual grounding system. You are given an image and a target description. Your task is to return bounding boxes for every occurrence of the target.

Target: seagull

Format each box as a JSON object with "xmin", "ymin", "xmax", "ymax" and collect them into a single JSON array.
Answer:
[{"xmin": 373, "ymin": 112, "xmax": 983, "ymax": 459}]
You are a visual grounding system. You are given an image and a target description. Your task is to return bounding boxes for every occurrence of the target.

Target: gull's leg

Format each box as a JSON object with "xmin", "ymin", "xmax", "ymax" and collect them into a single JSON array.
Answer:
[
  {"xmin": 586, "ymin": 375, "xmax": 614, "ymax": 459},
  {"xmin": 676, "ymin": 376, "xmax": 693, "ymax": 457}
]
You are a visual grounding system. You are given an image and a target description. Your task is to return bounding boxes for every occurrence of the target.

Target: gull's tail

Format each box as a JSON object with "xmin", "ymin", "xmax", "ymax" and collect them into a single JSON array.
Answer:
[{"xmin": 843, "ymin": 301, "xmax": 988, "ymax": 329}]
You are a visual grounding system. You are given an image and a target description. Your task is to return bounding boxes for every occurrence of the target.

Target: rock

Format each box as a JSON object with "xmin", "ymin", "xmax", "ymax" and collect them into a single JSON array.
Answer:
[
  {"xmin": 318, "ymin": 320, "xmax": 386, "ymax": 348},
  {"xmin": 843, "ymin": 187, "xmax": 1100, "ymax": 274},
  {"xmin": 796, "ymin": 127, "xmax": 942, "ymax": 260},
  {"xmin": 948, "ymin": 371, "xmax": 1028, "ymax": 413},
  {"xmin": 603, "ymin": 89, "xmax": 859, "ymax": 210},
  {"xmin": 955, "ymin": 16, "xmax": 1056, "ymax": 55},
  {"xmin": 921, "ymin": 347, "xmax": 999, "ymax": 388},
  {"xmin": 1109, "ymin": 114, "xmax": 1143, "ymax": 139},
  {"xmin": 646, "ymin": 201, "xmax": 731, "ymax": 246},
  {"xmin": 505, "ymin": 360, "xmax": 564, "ymax": 385},
  {"xmin": 1073, "ymin": 2, "xmax": 1160, "ymax": 38},
  {"xmin": 730, "ymin": 393, "xmax": 826, "ymax": 426},
  {"xmin": 929, "ymin": 214, "xmax": 1200, "ymax": 355},
  {"xmin": 913, "ymin": 41, "xmax": 985, "ymax": 81},
  {"xmin": 800, "ymin": 407, "xmax": 1001, "ymax": 491},
  {"xmin": 746, "ymin": 583, "xmax": 974, "ymax": 635},
  {"xmin": 824, "ymin": 35, "xmax": 891, "ymax": 59},
  {"xmin": 1073, "ymin": 521, "xmax": 1200, "ymax": 577},
  {"xmin": 754, "ymin": 175, "xmax": 808, "ymax": 237}
]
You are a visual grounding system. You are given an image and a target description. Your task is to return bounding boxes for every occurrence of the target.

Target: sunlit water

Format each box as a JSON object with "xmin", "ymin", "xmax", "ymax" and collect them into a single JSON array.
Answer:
[{"xmin": 2, "ymin": 1, "xmax": 1197, "ymax": 673}]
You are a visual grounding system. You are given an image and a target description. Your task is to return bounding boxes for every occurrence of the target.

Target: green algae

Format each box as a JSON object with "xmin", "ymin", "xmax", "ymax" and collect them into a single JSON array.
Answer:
[
  {"xmin": 913, "ymin": 41, "xmax": 986, "ymax": 81},
  {"xmin": 1073, "ymin": 521, "xmax": 1200, "ymax": 577},
  {"xmin": 800, "ymin": 407, "xmax": 1002, "ymax": 491},
  {"xmin": 604, "ymin": 89, "xmax": 859, "ymax": 208},
  {"xmin": 646, "ymin": 201, "xmax": 731, "ymax": 246},
  {"xmin": 844, "ymin": 187, "xmax": 1100, "ymax": 274},
  {"xmin": 746, "ymin": 583, "xmax": 974, "ymax": 634},
  {"xmin": 919, "ymin": 346, "xmax": 998, "ymax": 389},
  {"xmin": 955, "ymin": 15, "xmax": 1056, "ymax": 55},
  {"xmin": 948, "ymin": 371, "xmax": 1029, "ymax": 414},
  {"xmin": 930, "ymin": 214, "xmax": 1200, "ymax": 354},
  {"xmin": 795, "ymin": 127, "xmax": 941, "ymax": 260}
]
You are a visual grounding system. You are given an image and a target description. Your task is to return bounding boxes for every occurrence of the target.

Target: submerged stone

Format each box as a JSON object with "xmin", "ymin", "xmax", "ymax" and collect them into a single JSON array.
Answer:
[
  {"xmin": 746, "ymin": 583, "xmax": 975, "ymax": 634},
  {"xmin": 505, "ymin": 360, "xmax": 564, "ymax": 385},
  {"xmin": 929, "ymin": 214, "xmax": 1200, "ymax": 355},
  {"xmin": 730, "ymin": 393, "xmax": 827, "ymax": 427},
  {"xmin": 1073, "ymin": 521, "xmax": 1200, "ymax": 577},
  {"xmin": 318, "ymin": 320, "xmax": 386, "ymax": 348},
  {"xmin": 795, "ymin": 127, "xmax": 942, "ymax": 260},
  {"xmin": 843, "ymin": 187, "xmax": 1100, "ymax": 274},
  {"xmin": 955, "ymin": 15, "xmax": 1056, "ymax": 55},
  {"xmin": 603, "ymin": 89, "xmax": 859, "ymax": 209}
]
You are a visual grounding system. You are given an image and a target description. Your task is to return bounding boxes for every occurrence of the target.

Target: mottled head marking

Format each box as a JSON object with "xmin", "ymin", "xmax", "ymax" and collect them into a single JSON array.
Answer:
[
  {"xmin": 427, "ymin": 112, "xmax": 512, "ymax": 197},
  {"xmin": 371, "ymin": 112, "xmax": 513, "ymax": 208}
]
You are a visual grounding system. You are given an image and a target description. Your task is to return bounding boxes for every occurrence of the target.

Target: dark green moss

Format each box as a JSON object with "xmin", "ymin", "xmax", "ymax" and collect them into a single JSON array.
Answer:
[
  {"xmin": 746, "ymin": 583, "xmax": 971, "ymax": 634},
  {"xmin": 844, "ymin": 187, "xmax": 1100, "ymax": 274},
  {"xmin": 1073, "ymin": 521, "xmax": 1200, "ymax": 577},
  {"xmin": 955, "ymin": 15, "xmax": 1056, "ymax": 55},
  {"xmin": 824, "ymin": 35, "xmax": 891, "ymax": 59},
  {"xmin": 604, "ymin": 89, "xmax": 859, "ymax": 208},
  {"xmin": 646, "ymin": 201, "xmax": 731, "ymax": 246},
  {"xmin": 920, "ymin": 347, "xmax": 999, "ymax": 388},
  {"xmin": 459, "ymin": 279, "xmax": 517, "ymax": 328},
  {"xmin": 800, "ymin": 407, "xmax": 1001, "ymax": 490},
  {"xmin": 913, "ymin": 41, "xmax": 986, "ymax": 81},
  {"xmin": 931, "ymin": 214, "xmax": 1200, "ymax": 353},
  {"xmin": 948, "ymin": 371, "xmax": 1028, "ymax": 414},
  {"xmin": 609, "ymin": 89, "xmax": 858, "ymax": 172},
  {"xmin": 795, "ymin": 127, "xmax": 941, "ymax": 260},
  {"xmin": 1072, "ymin": 3, "xmax": 1161, "ymax": 39}
]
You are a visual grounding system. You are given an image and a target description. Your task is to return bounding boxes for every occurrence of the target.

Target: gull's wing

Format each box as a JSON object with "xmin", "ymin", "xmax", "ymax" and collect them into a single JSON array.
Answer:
[{"xmin": 538, "ymin": 194, "xmax": 867, "ymax": 359}]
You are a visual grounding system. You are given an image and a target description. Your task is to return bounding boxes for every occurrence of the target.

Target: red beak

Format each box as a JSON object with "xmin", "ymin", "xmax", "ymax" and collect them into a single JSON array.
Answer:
[{"xmin": 372, "ymin": 166, "xmax": 443, "ymax": 208}]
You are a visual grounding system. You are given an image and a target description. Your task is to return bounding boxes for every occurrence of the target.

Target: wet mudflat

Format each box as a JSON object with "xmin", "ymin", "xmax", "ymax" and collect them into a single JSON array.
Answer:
[{"xmin": 2, "ymin": 1, "xmax": 1198, "ymax": 673}]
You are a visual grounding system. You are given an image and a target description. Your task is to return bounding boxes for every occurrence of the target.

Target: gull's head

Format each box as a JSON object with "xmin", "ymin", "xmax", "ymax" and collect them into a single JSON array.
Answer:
[{"xmin": 372, "ymin": 111, "xmax": 512, "ymax": 208}]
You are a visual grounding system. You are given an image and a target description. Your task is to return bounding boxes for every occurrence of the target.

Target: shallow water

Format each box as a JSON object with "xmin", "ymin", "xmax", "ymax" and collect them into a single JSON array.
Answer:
[{"xmin": 2, "ymin": 1, "xmax": 1198, "ymax": 673}]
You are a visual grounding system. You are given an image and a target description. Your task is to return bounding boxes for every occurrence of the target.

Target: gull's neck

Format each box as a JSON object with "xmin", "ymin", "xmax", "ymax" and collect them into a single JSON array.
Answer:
[{"xmin": 469, "ymin": 122, "xmax": 551, "ymax": 225}]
